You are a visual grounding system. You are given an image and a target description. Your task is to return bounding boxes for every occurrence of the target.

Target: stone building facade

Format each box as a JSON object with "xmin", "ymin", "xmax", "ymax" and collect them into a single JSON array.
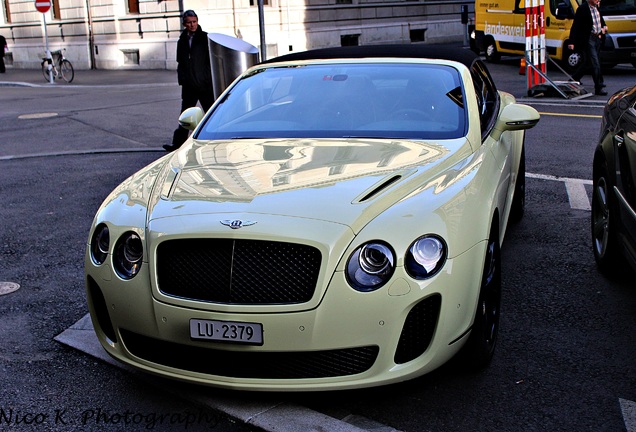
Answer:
[{"xmin": 0, "ymin": 0, "xmax": 471, "ymax": 70}]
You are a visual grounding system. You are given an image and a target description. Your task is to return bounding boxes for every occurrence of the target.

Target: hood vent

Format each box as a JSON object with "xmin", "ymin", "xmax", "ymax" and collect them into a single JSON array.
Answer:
[{"xmin": 358, "ymin": 175, "xmax": 402, "ymax": 202}]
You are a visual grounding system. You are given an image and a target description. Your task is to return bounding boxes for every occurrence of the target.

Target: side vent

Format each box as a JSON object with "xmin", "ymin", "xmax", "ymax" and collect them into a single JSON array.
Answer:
[{"xmin": 394, "ymin": 294, "xmax": 441, "ymax": 364}]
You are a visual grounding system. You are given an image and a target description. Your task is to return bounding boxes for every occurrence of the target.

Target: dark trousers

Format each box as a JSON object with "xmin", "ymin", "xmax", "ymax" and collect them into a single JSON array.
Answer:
[
  {"xmin": 587, "ymin": 35, "xmax": 603, "ymax": 90},
  {"xmin": 172, "ymin": 85, "xmax": 215, "ymax": 146},
  {"xmin": 0, "ymin": 56, "xmax": 5, "ymax": 73},
  {"xmin": 572, "ymin": 34, "xmax": 603, "ymax": 90}
]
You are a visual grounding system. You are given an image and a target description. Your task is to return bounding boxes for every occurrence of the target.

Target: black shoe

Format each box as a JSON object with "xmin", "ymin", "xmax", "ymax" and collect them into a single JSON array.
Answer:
[
  {"xmin": 595, "ymin": 89, "xmax": 608, "ymax": 96},
  {"xmin": 163, "ymin": 144, "xmax": 179, "ymax": 152}
]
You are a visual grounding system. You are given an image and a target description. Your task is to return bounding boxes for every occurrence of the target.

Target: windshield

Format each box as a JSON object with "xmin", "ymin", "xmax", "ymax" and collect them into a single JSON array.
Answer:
[
  {"xmin": 599, "ymin": 0, "xmax": 636, "ymax": 15},
  {"xmin": 196, "ymin": 63, "xmax": 467, "ymax": 141}
]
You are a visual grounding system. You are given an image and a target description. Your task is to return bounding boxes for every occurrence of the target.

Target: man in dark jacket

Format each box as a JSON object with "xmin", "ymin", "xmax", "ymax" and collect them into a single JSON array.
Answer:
[
  {"xmin": 0, "ymin": 34, "xmax": 7, "ymax": 73},
  {"xmin": 568, "ymin": 0, "xmax": 607, "ymax": 96},
  {"xmin": 165, "ymin": 10, "xmax": 215, "ymax": 152}
]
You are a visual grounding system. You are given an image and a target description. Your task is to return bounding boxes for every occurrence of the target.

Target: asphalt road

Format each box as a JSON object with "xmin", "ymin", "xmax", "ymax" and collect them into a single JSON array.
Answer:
[{"xmin": 0, "ymin": 55, "xmax": 635, "ymax": 432}]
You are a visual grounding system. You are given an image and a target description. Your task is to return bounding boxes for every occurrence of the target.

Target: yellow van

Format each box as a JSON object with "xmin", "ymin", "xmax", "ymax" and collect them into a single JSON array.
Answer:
[{"xmin": 470, "ymin": 0, "xmax": 636, "ymax": 70}]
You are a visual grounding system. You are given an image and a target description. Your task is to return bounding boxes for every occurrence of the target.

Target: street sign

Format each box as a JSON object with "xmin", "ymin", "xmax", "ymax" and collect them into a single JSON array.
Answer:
[{"xmin": 35, "ymin": 0, "xmax": 51, "ymax": 13}]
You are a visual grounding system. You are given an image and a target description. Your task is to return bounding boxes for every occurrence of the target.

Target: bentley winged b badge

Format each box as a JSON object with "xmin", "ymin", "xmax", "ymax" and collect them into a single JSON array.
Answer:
[{"xmin": 220, "ymin": 219, "xmax": 257, "ymax": 229}]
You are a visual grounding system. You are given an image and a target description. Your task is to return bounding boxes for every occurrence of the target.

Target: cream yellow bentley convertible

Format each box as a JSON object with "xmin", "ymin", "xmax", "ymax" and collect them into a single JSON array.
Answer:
[{"xmin": 85, "ymin": 45, "xmax": 539, "ymax": 391}]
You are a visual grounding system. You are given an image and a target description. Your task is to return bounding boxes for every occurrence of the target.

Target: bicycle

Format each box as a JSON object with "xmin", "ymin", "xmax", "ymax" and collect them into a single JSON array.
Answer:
[{"xmin": 41, "ymin": 48, "xmax": 74, "ymax": 83}]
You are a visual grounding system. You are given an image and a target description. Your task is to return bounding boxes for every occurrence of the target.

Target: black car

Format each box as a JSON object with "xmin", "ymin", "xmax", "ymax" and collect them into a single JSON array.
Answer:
[{"xmin": 592, "ymin": 85, "xmax": 636, "ymax": 274}]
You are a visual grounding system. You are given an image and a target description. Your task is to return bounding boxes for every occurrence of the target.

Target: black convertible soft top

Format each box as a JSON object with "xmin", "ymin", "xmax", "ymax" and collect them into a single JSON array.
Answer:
[{"xmin": 264, "ymin": 44, "xmax": 479, "ymax": 69}]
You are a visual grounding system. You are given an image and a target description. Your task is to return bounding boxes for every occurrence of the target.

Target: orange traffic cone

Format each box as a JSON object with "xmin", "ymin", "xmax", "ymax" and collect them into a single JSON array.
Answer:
[{"xmin": 519, "ymin": 58, "xmax": 526, "ymax": 75}]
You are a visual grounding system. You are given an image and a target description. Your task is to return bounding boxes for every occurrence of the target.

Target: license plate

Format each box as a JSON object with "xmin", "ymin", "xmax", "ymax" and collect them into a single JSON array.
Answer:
[{"xmin": 190, "ymin": 319, "xmax": 263, "ymax": 345}]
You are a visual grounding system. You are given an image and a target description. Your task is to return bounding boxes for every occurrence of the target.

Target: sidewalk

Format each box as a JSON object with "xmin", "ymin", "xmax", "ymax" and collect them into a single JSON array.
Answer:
[
  {"xmin": 0, "ymin": 67, "xmax": 177, "ymax": 87},
  {"xmin": 0, "ymin": 59, "xmax": 615, "ymax": 103}
]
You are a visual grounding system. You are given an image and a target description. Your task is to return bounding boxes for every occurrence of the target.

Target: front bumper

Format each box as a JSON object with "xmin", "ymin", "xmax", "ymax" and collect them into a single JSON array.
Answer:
[
  {"xmin": 601, "ymin": 33, "xmax": 636, "ymax": 66},
  {"xmin": 85, "ymin": 241, "xmax": 486, "ymax": 391}
]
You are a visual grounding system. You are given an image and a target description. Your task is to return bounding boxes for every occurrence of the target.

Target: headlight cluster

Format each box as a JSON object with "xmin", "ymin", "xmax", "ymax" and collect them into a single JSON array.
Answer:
[
  {"xmin": 90, "ymin": 224, "xmax": 110, "ymax": 265},
  {"xmin": 346, "ymin": 235, "xmax": 446, "ymax": 292},
  {"xmin": 405, "ymin": 235, "xmax": 447, "ymax": 279},
  {"xmin": 346, "ymin": 242, "xmax": 395, "ymax": 292},
  {"xmin": 89, "ymin": 224, "xmax": 143, "ymax": 279}
]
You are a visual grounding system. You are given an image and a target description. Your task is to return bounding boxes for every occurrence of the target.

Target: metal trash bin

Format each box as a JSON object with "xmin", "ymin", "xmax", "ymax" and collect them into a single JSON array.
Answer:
[{"xmin": 208, "ymin": 33, "xmax": 260, "ymax": 100}]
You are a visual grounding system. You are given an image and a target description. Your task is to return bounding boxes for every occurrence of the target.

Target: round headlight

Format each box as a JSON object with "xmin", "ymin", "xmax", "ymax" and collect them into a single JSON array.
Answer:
[
  {"xmin": 346, "ymin": 242, "xmax": 395, "ymax": 292},
  {"xmin": 405, "ymin": 235, "xmax": 447, "ymax": 279},
  {"xmin": 90, "ymin": 223, "xmax": 110, "ymax": 265},
  {"xmin": 113, "ymin": 232, "xmax": 143, "ymax": 279}
]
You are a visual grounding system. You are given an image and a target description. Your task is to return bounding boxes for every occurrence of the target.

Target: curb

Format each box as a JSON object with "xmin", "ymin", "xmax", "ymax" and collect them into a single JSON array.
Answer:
[{"xmin": 55, "ymin": 315, "xmax": 389, "ymax": 432}]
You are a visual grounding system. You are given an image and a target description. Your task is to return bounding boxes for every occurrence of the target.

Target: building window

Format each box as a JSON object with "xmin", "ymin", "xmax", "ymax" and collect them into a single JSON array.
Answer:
[
  {"xmin": 336, "ymin": 0, "xmax": 353, "ymax": 4},
  {"xmin": 340, "ymin": 34, "xmax": 359, "ymax": 46},
  {"xmin": 3, "ymin": 0, "xmax": 11, "ymax": 23},
  {"xmin": 410, "ymin": 29, "xmax": 426, "ymax": 42},
  {"xmin": 127, "ymin": 0, "xmax": 139, "ymax": 14},
  {"xmin": 272, "ymin": 175, "xmax": 289, "ymax": 186},
  {"xmin": 122, "ymin": 49, "xmax": 140, "ymax": 65},
  {"xmin": 52, "ymin": 0, "xmax": 61, "ymax": 20},
  {"xmin": 249, "ymin": 0, "xmax": 270, "ymax": 5}
]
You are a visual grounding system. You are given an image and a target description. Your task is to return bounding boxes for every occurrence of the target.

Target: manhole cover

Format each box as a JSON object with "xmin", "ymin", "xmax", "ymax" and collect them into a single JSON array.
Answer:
[{"xmin": 0, "ymin": 282, "xmax": 20, "ymax": 296}]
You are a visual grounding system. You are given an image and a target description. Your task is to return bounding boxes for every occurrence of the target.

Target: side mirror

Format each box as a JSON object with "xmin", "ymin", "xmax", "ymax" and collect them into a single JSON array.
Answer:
[
  {"xmin": 178, "ymin": 107, "xmax": 204, "ymax": 131},
  {"xmin": 491, "ymin": 103, "xmax": 540, "ymax": 140}
]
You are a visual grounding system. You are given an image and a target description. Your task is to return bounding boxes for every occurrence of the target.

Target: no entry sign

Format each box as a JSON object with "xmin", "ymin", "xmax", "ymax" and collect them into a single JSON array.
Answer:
[{"xmin": 35, "ymin": 0, "xmax": 51, "ymax": 13}]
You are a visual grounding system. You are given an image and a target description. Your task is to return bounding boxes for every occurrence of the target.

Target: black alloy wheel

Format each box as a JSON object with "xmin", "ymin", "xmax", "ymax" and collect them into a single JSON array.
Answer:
[
  {"xmin": 591, "ymin": 161, "xmax": 620, "ymax": 273},
  {"xmin": 456, "ymin": 223, "xmax": 501, "ymax": 371}
]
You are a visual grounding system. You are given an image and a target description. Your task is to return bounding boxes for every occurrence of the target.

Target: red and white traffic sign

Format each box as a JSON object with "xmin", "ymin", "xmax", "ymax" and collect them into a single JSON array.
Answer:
[{"xmin": 35, "ymin": 0, "xmax": 51, "ymax": 13}]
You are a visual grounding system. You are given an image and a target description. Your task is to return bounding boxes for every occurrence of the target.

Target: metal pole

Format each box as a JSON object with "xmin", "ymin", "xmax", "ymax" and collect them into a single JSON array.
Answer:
[
  {"xmin": 43, "ymin": 13, "xmax": 54, "ymax": 84},
  {"xmin": 85, "ymin": 0, "xmax": 95, "ymax": 69},
  {"xmin": 257, "ymin": 0, "xmax": 266, "ymax": 61}
]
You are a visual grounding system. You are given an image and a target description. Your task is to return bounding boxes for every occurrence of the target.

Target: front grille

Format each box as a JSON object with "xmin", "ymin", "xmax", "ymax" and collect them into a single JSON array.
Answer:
[
  {"xmin": 394, "ymin": 294, "xmax": 441, "ymax": 364},
  {"xmin": 120, "ymin": 329, "xmax": 379, "ymax": 379},
  {"xmin": 157, "ymin": 239, "xmax": 321, "ymax": 304}
]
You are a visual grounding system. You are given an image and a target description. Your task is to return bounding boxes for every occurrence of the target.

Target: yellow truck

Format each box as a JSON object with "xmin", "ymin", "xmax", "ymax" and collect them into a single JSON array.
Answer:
[{"xmin": 470, "ymin": 0, "xmax": 636, "ymax": 70}]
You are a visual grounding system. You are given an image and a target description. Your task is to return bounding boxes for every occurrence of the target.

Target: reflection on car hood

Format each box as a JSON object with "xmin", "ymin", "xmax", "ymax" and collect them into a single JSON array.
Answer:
[{"xmin": 149, "ymin": 138, "xmax": 468, "ymax": 228}]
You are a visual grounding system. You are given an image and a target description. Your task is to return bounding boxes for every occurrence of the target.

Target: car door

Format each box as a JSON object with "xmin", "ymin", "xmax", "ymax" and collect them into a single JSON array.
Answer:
[
  {"xmin": 613, "ymin": 97, "xmax": 636, "ymax": 249},
  {"xmin": 471, "ymin": 61, "xmax": 512, "ymax": 217}
]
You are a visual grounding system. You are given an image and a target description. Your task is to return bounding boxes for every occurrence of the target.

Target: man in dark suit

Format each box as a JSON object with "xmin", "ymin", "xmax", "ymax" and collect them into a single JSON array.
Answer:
[
  {"xmin": 164, "ymin": 10, "xmax": 215, "ymax": 152},
  {"xmin": 568, "ymin": 0, "xmax": 608, "ymax": 96},
  {"xmin": 0, "ymin": 34, "xmax": 7, "ymax": 73}
]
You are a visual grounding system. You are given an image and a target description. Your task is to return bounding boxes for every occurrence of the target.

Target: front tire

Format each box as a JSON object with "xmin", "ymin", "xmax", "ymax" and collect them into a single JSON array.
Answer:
[
  {"xmin": 591, "ymin": 159, "xmax": 621, "ymax": 273},
  {"xmin": 456, "ymin": 223, "xmax": 501, "ymax": 371},
  {"xmin": 485, "ymin": 37, "xmax": 501, "ymax": 63},
  {"xmin": 563, "ymin": 46, "xmax": 584, "ymax": 74}
]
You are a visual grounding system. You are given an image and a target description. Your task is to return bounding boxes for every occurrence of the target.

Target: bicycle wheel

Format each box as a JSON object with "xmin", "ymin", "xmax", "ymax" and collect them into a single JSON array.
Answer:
[
  {"xmin": 41, "ymin": 60, "xmax": 52, "ymax": 82},
  {"xmin": 60, "ymin": 59, "xmax": 74, "ymax": 83}
]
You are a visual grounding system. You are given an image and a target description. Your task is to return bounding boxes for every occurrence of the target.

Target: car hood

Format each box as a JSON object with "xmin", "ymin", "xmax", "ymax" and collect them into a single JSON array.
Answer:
[{"xmin": 148, "ymin": 137, "xmax": 470, "ymax": 232}]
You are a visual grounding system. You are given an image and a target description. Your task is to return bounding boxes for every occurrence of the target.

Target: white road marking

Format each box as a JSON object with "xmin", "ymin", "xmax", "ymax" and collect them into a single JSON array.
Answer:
[
  {"xmin": 621, "ymin": 398, "xmax": 636, "ymax": 432},
  {"xmin": 527, "ymin": 172, "xmax": 592, "ymax": 211},
  {"xmin": 565, "ymin": 181, "xmax": 592, "ymax": 211}
]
